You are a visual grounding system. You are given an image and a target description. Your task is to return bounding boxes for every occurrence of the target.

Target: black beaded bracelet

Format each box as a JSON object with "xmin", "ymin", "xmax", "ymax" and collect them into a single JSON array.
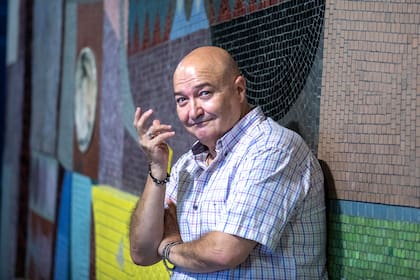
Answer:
[{"xmin": 148, "ymin": 164, "xmax": 170, "ymax": 185}]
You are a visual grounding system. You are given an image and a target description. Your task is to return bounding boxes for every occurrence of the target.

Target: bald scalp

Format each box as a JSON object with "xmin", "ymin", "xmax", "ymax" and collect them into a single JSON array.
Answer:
[{"xmin": 174, "ymin": 46, "xmax": 240, "ymax": 81}]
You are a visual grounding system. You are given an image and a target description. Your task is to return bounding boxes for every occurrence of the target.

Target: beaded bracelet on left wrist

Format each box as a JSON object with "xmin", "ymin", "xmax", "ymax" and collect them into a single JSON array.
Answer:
[{"xmin": 148, "ymin": 164, "xmax": 170, "ymax": 185}]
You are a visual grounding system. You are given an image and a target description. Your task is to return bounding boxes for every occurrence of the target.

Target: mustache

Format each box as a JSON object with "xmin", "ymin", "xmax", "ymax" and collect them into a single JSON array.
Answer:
[{"xmin": 186, "ymin": 117, "xmax": 213, "ymax": 126}]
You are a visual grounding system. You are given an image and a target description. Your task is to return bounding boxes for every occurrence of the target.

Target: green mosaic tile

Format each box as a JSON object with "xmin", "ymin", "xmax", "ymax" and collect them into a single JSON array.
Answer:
[
  {"xmin": 373, "ymin": 236, "xmax": 383, "ymax": 246},
  {"xmin": 409, "ymin": 231, "xmax": 418, "ymax": 242},
  {"xmin": 327, "ymin": 213, "xmax": 420, "ymax": 280},
  {"xmin": 414, "ymin": 241, "xmax": 420, "ymax": 253},
  {"xmin": 415, "ymin": 250, "xmax": 420, "ymax": 261}
]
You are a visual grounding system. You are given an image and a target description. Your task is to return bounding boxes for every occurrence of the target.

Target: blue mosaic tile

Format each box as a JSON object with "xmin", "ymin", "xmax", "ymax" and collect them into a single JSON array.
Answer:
[{"xmin": 329, "ymin": 200, "xmax": 420, "ymax": 223}]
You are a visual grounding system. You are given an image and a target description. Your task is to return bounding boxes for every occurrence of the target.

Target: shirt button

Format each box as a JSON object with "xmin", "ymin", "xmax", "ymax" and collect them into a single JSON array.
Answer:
[{"xmin": 193, "ymin": 205, "xmax": 198, "ymax": 210}]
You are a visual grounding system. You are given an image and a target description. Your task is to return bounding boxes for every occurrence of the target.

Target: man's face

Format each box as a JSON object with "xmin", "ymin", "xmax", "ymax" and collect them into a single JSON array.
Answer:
[{"xmin": 173, "ymin": 64, "xmax": 244, "ymax": 149}]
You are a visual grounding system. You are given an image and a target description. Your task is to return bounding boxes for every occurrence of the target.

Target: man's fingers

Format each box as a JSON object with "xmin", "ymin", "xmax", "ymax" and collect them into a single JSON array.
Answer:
[{"xmin": 133, "ymin": 108, "xmax": 153, "ymax": 132}]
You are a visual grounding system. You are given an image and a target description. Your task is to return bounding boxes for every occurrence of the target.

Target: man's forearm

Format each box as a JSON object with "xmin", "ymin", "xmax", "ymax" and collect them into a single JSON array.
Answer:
[
  {"xmin": 162, "ymin": 231, "xmax": 256, "ymax": 273},
  {"xmin": 129, "ymin": 176, "xmax": 166, "ymax": 265}
]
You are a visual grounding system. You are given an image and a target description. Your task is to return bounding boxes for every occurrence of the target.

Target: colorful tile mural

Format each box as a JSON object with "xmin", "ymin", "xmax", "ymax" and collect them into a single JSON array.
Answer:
[{"xmin": 1, "ymin": 0, "xmax": 419, "ymax": 279}]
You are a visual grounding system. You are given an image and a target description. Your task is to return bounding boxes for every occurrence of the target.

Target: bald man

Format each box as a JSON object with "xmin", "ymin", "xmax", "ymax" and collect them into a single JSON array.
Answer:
[{"xmin": 130, "ymin": 46, "xmax": 327, "ymax": 279}]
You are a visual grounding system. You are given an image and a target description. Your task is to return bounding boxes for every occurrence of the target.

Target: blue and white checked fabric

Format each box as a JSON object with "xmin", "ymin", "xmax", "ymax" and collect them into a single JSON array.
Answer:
[{"xmin": 166, "ymin": 107, "xmax": 327, "ymax": 279}]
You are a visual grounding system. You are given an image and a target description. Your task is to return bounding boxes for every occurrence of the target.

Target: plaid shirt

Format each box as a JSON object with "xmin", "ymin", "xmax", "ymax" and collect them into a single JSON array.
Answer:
[{"xmin": 166, "ymin": 107, "xmax": 327, "ymax": 279}]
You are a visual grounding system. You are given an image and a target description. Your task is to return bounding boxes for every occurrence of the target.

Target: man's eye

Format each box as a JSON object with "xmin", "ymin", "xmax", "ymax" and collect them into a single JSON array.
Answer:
[
  {"xmin": 176, "ymin": 97, "xmax": 187, "ymax": 105},
  {"xmin": 199, "ymin": 91, "xmax": 210, "ymax": 97}
]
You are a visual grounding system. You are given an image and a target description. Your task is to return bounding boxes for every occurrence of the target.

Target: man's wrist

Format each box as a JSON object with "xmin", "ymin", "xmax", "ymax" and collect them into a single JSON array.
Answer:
[
  {"xmin": 148, "ymin": 164, "xmax": 170, "ymax": 185},
  {"xmin": 162, "ymin": 241, "xmax": 182, "ymax": 272}
]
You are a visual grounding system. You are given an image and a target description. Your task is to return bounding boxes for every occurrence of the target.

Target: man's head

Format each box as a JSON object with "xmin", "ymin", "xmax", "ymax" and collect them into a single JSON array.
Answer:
[{"xmin": 173, "ymin": 46, "xmax": 250, "ymax": 152}]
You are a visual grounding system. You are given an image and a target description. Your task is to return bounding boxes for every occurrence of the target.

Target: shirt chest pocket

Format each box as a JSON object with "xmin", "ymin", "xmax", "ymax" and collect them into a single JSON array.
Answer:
[{"xmin": 196, "ymin": 178, "xmax": 232, "ymax": 233}]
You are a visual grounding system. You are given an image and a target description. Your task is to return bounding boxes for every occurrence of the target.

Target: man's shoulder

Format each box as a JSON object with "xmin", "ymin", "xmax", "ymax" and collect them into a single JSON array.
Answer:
[
  {"xmin": 249, "ymin": 118, "xmax": 303, "ymax": 147},
  {"xmin": 238, "ymin": 118, "xmax": 313, "ymax": 163}
]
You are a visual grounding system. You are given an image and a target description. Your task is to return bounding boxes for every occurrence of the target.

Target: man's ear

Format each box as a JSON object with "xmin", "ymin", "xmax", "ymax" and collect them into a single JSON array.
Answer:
[{"xmin": 234, "ymin": 75, "xmax": 247, "ymax": 103}]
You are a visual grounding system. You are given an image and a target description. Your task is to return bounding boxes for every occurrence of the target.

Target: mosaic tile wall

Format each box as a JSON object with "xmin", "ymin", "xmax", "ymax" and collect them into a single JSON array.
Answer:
[
  {"xmin": 327, "ymin": 200, "xmax": 419, "ymax": 279},
  {"xmin": 30, "ymin": 1, "xmax": 62, "ymax": 157},
  {"xmin": 211, "ymin": 0, "xmax": 325, "ymax": 153},
  {"xmin": 1, "ymin": 0, "xmax": 419, "ymax": 279},
  {"xmin": 72, "ymin": 1, "xmax": 103, "ymax": 180},
  {"xmin": 318, "ymin": 0, "xmax": 420, "ymax": 207},
  {"xmin": 319, "ymin": 0, "xmax": 420, "ymax": 278},
  {"xmin": 1, "ymin": 1, "xmax": 32, "ymax": 278},
  {"xmin": 0, "ymin": 0, "xmax": 7, "ymax": 179}
]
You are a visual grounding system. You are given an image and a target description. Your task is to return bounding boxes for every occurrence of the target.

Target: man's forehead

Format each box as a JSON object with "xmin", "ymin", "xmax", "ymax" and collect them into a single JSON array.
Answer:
[
  {"xmin": 175, "ymin": 64, "xmax": 198, "ymax": 77},
  {"xmin": 174, "ymin": 63, "xmax": 218, "ymax": 83}
]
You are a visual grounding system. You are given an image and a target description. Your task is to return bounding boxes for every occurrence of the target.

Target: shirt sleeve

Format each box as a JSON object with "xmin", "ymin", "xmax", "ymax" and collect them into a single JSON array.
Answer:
[
  {"xmin": 165, "ymin": 157, "xmax": 180, "ymax": 204},
  {"xmin": 215, "ymin": 147, "xmax": 307, "ymax": 252}
]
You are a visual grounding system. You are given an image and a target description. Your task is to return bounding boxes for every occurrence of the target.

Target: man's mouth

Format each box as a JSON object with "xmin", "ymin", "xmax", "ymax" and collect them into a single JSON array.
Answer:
[{"xmin": 188, "ymin": 119, "xmax": 210, "ymax": 127}]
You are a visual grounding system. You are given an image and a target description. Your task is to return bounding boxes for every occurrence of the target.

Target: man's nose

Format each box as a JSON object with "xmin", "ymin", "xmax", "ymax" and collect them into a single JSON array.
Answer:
[{"xmin": 189, "ymin": 99, "xmax": 204, "ymax": 120}]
